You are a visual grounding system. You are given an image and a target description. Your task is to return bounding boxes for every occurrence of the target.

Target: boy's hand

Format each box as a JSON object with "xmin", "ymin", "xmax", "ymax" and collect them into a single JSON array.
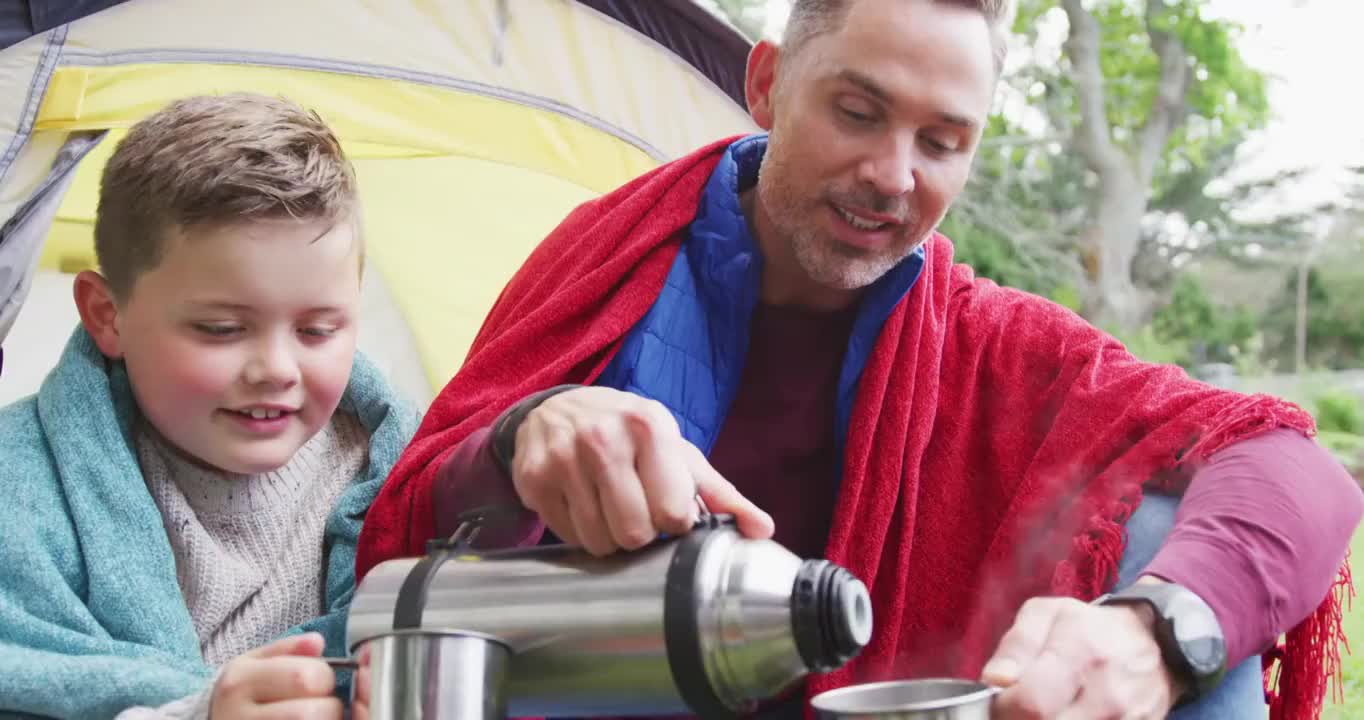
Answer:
[
  {"xmin": 350, "ymin": 645, "xmax": 372, "ymax": 720},
  {"xmin": 210, "ymin": 633, "xmax": 342, "ymax": 719}
]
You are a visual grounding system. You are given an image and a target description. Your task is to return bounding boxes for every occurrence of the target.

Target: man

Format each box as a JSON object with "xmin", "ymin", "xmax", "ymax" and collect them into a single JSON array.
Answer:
[{"xmin": 357, "ymin": 1, "xmax": 1362, "ymax": 717}]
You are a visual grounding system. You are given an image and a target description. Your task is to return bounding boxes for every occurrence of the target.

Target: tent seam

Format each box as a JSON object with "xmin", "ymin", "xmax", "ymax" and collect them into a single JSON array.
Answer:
[
  {"xmin": 55, "ymin": 47, "xmax": 671, "ymax": 162},
  {"xmin": 0, "ymin": 25, "xmax": 68, "ymax": 192}
]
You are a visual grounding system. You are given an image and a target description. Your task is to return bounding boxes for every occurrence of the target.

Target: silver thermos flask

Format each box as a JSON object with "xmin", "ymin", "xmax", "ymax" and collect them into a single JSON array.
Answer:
[{"xmin": 346, "ymin": 511, "xmax": 874, "ymax": 719}]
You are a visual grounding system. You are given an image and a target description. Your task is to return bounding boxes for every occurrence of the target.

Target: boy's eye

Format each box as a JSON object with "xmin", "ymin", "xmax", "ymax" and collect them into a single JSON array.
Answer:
[
  {"xmin": 299, "ymin": 326, "xmax": 337, "ymax": 338},
  {"xmin": 193, "ymin": 323, "xmax": 241, "ymax": 337}
]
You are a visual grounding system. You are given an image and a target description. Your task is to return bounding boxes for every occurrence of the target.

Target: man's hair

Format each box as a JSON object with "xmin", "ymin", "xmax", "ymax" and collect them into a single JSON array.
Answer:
[
  {"xmin": 94, "ymin": 92, "xmax": 358, "ymax": 300},
  {"xmin": 783, "ymin": 0, "xmax": 1012, "ymax": 76}
]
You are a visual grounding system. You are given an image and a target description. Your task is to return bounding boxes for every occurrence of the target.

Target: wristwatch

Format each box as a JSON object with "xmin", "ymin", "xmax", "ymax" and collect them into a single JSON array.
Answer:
[{"xmin": 1094, "ymin": 582, "xmax": 1228, "ymax": 707}]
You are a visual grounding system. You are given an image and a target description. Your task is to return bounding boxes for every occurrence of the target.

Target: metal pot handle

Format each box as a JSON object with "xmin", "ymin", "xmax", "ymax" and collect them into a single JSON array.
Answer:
[{"xmin": 393, "ymin": 504, "xmax": 524, "ymax": 630}]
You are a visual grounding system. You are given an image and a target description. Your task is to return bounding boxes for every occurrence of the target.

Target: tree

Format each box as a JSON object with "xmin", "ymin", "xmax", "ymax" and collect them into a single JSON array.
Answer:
[
  {"xmin": 1011, "ymin": 0, "xmax": 1270, "ymax": 330},
  {"xmin": 699, "ymin": 0, "xmax": 770, "ymax": 41}
]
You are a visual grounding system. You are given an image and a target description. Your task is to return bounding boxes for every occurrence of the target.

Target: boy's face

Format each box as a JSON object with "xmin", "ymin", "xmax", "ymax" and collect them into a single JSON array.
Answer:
[{"xmin": 110, "ymin": 217, "xmax": 361, "ymax": 474}]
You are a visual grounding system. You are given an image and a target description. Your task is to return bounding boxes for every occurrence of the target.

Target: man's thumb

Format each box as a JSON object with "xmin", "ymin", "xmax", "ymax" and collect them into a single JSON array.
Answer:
[
  {"xmin": 247, "ymin": 632, "xmax": 326, "ymax": 660},
  {"xmin": 692, "ymin": 453, "xmax": 774, "ymax": 540}
]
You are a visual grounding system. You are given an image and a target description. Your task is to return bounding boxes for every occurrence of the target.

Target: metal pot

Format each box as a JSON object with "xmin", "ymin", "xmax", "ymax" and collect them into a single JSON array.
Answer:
[{"xmin": 810, "ymin": 679, "xmax": 998, "ymax": 719}]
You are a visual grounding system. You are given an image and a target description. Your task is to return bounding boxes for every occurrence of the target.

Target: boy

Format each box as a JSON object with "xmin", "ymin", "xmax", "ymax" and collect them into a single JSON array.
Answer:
[{"xmin": 0, "ymin": 93, "xmax": 418, "ymax": 718}]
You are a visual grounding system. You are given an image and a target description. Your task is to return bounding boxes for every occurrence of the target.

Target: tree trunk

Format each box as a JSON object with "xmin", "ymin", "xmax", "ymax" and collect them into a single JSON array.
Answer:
[
  {"xmin": 1295, "ymin": 256, "xmax": 1309, "ymax": 373},
  {"xmin": 1060, "ymin": 0, "xmax": 1191, "ymax": 333},
  {"xmin": 1082, "ymin": 171, "xmax": 1148, "ymax": 329}
]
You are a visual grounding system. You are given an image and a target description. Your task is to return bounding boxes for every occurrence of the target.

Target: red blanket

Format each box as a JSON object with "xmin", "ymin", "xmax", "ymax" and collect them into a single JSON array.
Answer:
[{"xmin": 357, "ymin": 137, "xmax": 1345, "ymax": 719}]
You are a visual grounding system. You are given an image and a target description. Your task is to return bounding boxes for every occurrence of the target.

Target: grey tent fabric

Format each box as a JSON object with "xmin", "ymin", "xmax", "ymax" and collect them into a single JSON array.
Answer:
[
  {"xmin": 579, "ymin": 0, "xmax": 752, "ymax": 108},
  {"xmin": 0, "ymin": 131, "xmax": 101, "ymax": 344},
  {"xmin": 0, "ymin": 0, "xmax": 753, "ymax": 105}
]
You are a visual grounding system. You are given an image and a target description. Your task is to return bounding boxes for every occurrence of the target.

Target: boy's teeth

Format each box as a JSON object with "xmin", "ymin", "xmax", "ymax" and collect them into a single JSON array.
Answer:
[
  {"xmin": 837, "ymin": 207, "xmax": 887, "ymax": 231},
  {"xmin": 244, "ymin": 408, "xmax": 283, "ymax": 419}
]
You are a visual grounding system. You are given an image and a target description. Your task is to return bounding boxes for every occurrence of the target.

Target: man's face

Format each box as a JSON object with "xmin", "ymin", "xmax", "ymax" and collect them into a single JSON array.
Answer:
[
  {"xmin": 111, "ymin": 217, "xmax": 361, "ymax": 474},
  {"xmin": 749, "ymin": 0, "xmax": 996, "ymax": 300}
]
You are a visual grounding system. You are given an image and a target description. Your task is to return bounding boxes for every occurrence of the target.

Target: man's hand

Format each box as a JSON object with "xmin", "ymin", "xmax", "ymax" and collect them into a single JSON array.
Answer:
[
  {"xmin": 210, "ymin": 633, "xmax": 342, "ymax": 719},
  {"xmin": 982, "ymin": 592, "xmax": 1180, "ymax": 719},
  {"xmin": 511, "ymin": 386, "xmax": 774, "ymax": 556}
]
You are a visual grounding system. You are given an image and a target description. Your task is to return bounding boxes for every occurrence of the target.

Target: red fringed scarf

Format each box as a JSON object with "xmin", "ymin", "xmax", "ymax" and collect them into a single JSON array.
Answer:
[{"xmin": 357, "ymin": 137, "xmax": 1347, "ymax": 719}]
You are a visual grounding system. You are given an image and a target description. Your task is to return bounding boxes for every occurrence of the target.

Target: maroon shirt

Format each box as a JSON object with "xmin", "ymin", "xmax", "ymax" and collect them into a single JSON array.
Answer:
[{"xmin": 432, "ymin": 303, "xmax": 1362, "ymax": 670}]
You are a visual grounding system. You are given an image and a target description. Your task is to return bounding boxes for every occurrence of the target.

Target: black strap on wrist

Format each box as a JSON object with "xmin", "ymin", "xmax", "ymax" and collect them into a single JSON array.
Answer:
[{"xmin": 490, "ymin": 384, "xmax": 583, "ymax": 477}]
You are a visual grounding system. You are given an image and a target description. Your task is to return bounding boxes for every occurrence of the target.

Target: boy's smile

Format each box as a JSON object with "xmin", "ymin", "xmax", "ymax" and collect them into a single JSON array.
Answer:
[{"xmin": 91, "ymin": 215, "xmax": 362, "ymax": 475}]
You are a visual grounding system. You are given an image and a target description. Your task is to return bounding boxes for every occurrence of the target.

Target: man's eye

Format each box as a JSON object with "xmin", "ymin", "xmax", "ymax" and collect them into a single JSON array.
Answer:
[
  {"xmin": 840, "ymin": 106, "xmax": 875, "ymax": 124},
  {"xmin": 921, "ymin": 136, "xmax": 956, "ymax": 154},
  {"xmin": 193, "ymin": 323, "xmax": 241, "ymax": 337}
]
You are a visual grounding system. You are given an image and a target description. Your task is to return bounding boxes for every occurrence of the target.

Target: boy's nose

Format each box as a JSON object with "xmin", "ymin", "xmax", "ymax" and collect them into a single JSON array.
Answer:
[{"xmin": 243, "ymin": 339, "xmax": 301, "ymax": 388}]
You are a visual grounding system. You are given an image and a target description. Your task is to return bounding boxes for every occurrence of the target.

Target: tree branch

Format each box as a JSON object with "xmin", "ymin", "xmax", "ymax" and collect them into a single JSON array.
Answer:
[
  {"xmin": 1137, "ymin": 0, "xmax": 1192, "ymax": 185},
  {"xmin": 1059, "ymin": 0, "xmax": 1125, "ymax": 176},
  {"xmin": 978, "ymin": 133, "xmax": 1068, "ymax": 149}
]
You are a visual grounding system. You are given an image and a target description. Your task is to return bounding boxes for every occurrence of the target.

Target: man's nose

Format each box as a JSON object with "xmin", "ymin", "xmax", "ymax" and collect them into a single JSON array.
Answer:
[
  {"xmin": 856, "ymin": 133, "xmax": 917, "ymax": 199},
  {"xmin": 243, "ymin": 334, "xmax": 300, "ymax": 388}
]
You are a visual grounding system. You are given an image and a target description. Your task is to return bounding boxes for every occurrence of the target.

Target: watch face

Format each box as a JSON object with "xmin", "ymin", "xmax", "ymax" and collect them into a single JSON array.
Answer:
[{"xmin": 1167, "ymin": 591, "xmax": 1227, "ymax": 677}]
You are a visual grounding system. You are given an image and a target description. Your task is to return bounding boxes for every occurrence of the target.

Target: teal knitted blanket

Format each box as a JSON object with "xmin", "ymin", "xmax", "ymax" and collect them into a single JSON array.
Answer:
[{"xmin": 0, "ymin": 329, "xmax": 418, "ymax": 718}]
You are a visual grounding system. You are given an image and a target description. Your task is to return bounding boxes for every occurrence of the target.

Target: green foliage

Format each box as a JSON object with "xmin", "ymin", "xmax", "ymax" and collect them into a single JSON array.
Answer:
[
  {"xmin": 701, "ymin": 0, "xmax": 768, "ymax": 40},
  {"xmin": 1262, "ymin": 265, "xmax": 1364, "ymax": 371},
  {"xmin": 1147, "ymin": 273, "xmax": 1257, "ymax": 367},
  {"xmin": 939, "ymin": 213, "xmax": 1053, "ymax": 296},
  {"xmin": 1111, "ymin": 325, "xmax": 1188, "ymax": 367},
  {"xmin": 1314, "ymin": 391, "xmax": 1364, "ymax": 475},
  {"xmin": 1013, "ymin": 0, "xmax": 1268, "ymax": 184},
  {"xmin": 1315, "ymin": 390, "xmax": 1364, "ymax": 436}
]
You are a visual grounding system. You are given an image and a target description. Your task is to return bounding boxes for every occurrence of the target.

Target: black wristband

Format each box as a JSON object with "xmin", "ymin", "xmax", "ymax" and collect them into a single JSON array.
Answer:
[{"xmin": 489, "ymin": 384, "xmax": 583, "ymax": 477}]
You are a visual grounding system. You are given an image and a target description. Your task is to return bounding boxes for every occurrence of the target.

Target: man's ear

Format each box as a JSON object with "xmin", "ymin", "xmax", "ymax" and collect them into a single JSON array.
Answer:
[
  {"xmin": 73, "ymin": 270, "xmax": 123, "ymax": 358},
  {"xmin": 745, "ymin": 39, "xmax": 781, "ymax": 131}
]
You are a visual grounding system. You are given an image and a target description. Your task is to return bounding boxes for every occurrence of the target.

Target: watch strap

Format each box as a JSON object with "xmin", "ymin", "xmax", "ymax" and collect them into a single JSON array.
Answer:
[{"xmin": 1095, "ymin": 583, "xmax": 1227, "ymax": 708}]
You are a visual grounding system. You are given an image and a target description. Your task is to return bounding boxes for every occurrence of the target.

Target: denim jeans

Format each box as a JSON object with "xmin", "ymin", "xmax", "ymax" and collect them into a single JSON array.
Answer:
[{"xmin": 1119, "ymin": 491, "xmax": 1268, "ymax": 719}]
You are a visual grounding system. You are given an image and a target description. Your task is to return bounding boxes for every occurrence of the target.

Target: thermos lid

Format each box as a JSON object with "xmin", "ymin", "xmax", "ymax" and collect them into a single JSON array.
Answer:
[{"xmin": 793, "ymin": 559, "xmax": 874, "ymax": 672}]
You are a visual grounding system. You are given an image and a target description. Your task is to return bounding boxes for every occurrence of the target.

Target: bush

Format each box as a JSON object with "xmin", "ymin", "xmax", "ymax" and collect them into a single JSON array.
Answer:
[
  {"xmin": 1112, "ymin": 325, "xmax": 1188, "ymax": 367},
  {"xmin": 1149, "ymin": 274, "xmax": 1257, "ymax": 369},
  {"xmin": 1316, "ymin": 390, "xmax": 1364, "ymax": 435}
]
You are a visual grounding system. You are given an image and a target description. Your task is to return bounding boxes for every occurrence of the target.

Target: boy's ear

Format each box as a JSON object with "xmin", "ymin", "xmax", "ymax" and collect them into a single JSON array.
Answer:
[{"xmin": 73, "ymin": 270, "xmax": 123, "ymax": 358}]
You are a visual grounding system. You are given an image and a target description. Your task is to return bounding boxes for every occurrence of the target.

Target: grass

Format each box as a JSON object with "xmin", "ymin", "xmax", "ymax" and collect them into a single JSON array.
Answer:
[{"xmin": 1322, "ymin": 525, "xmax": 1364, "ymax": 719}]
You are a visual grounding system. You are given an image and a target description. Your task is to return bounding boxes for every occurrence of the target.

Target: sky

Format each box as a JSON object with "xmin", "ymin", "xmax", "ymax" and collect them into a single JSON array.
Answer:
[{"xmin": 757, "ymin": 0, "xmax": 1364, "ymax": 219}]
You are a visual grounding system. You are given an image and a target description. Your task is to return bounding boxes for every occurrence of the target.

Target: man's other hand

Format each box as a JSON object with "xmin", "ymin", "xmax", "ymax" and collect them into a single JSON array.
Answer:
[
  {"xmin": 511, "ymin": 386, "xmax": 774, "ymax": 555},
  {"xmin": 982, "ymin": 594, "xmax": 1180, "ymax": 719}
]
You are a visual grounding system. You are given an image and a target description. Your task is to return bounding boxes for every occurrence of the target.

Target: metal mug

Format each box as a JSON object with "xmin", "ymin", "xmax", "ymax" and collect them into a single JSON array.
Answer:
[
  {"xmin": 356, "ymin": 630, "xmax": 512, "ymax": 720},
  {"xmin": 810, "ymin": 679, "xmax": 999, "ymax": 719}
]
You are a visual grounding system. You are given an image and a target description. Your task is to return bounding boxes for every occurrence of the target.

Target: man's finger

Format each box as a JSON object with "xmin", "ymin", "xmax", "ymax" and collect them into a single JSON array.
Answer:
[
  {"xmin": 980, "ymin": 598, "xmax": 1068, "ymax": 686},
  {"xmin": 577, "ymin": 426, "xmax": 655, "ymax": 550},
  {"xmin": 994, "ymin": 647, "xmax": 1084, "ymax": 719},
  {"xmin": 688, "ymin": 444, "xmax": 773, "ymax": 539},
  {"xmin": 541, "ymin": 495, "xmax": 581, "ymax": 547},
  {"xmin": 625, "ymin": 411, "xmax": 698, "ymax": 536},
  {"xmin": 1052, "ymin": 683, "xmax": 1122, "ymax": 720},
  {"xmin": 245, "ymin": 657, "xmax": 336, "ymax": 703},
  {"xmin": 562, "ymin": 454, "xmax": 614, "ymax": 555},
  {"xmin": 255, "ymin": 696, "xmax": 345, "ymax": 720}
]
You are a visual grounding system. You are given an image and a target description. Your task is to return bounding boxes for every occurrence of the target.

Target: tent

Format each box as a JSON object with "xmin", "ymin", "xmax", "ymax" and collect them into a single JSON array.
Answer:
[{"xmin": 0, "ymin": 0, "xmax": 756, "ymax": 408}]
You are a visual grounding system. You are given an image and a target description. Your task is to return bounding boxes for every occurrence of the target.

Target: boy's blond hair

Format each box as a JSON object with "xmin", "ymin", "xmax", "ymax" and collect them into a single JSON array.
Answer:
[{"xmin": 94, "ymin": 93, "xmax": 358, "ymax": 301}]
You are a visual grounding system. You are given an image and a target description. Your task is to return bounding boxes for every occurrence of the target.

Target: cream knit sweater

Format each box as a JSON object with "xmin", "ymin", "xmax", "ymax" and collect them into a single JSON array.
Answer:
[{"xmin": 116, "ymin": 413, "xmax": 369, "ymax": 719}]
